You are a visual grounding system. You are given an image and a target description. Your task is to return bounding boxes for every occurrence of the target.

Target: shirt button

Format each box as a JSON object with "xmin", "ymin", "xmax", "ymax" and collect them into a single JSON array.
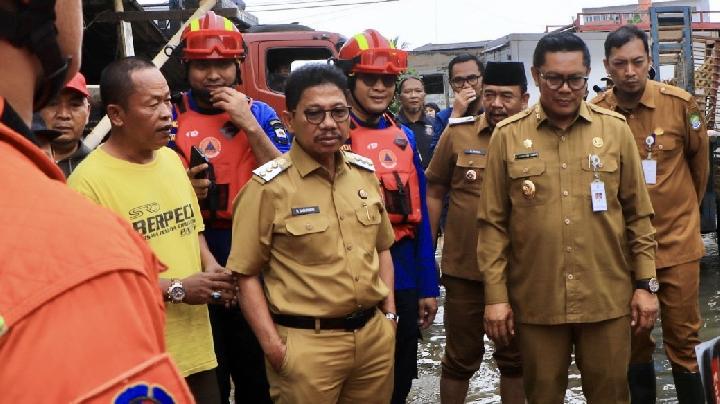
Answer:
[
  {"xmin": 658, "ymin": 144, "xmax": 664, "ymax": 150},
  {"xmin": 561, "ymin": 162, "xmax": 567, "ymax": 169},
  {"xmin": 568, "ymin": 274, "xmax": 574, "ymax": 280},
  {"xmin": 339, "ymin": 214, "xmax": 344, "ymax": 220},
  {"xmin": 564, "ymin": 218, "xmax": 571, "ymax": 225},
  {"xmin": 354, "ymin": 275, "xmax": 360, "ymax": 281},
  {"xmin": 305, "ymin": 223, "xmax": 313, "ymax": 230},
  {"xmin": 523, "ymin": 167, "xmax": 529, "ymax": 173},
  {"xmin": 566, "ymin": 246, "xmax": 573, "ymax": 252},
  {"xmin": 562, "ymin": 190, "xmax": 569, "ymax": 196},
  {"xmin": 347, "ymin": 244, "xmax": 353, "ymax": 251},
  {"xmin": 469, "ymin": 161, "xmax": 474, "ymax": 165},
  {"xmin": 629, "ymin": 114, "xmax": 635, "ymax": 119}
]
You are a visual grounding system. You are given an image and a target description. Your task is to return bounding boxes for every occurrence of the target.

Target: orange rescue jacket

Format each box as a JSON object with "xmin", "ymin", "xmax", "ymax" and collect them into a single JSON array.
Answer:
[
  {"xmin": 173, "ymin": 93, "xmax": 257, "ymax": 223},
  {"xmin": 350, "ymin": 114, "xmax": 422, "ymax": 240},
  {"xmin": 0, "ymin": 97, "xmax": 193, "ymax": 403}
]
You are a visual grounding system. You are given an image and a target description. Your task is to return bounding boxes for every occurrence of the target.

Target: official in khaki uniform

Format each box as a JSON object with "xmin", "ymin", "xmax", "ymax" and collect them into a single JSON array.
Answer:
[
  {"xmin": 426, "ymin": 61, "xmax": 529, "ymax": 404},
  {"xmin": 228, "ymin": 64, "xmax": 398, "ymax": 404},
  {"xmin": 479, "ymin": 32, "xmax": 659, "ymax": 404},
  {"xmin": 592, "ymin": 25, "xmax": 709, "ymax": 403}
]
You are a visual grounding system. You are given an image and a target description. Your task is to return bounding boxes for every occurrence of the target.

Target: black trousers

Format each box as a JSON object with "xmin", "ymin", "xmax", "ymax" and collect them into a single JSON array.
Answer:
[
  {"xmin": 186, "ymin": 369, "xmax": 221, "ymax": 404},
  {"xmin": 392, "ymin": 289, "xmax": 421, "ymax": 404},
  {"xmin": 204, "ymin": 227, "xmax": 272, "ymax": 404},
  {"xmin": 209, "ymin": 305, "xmax": 272, "ymax": 404}
]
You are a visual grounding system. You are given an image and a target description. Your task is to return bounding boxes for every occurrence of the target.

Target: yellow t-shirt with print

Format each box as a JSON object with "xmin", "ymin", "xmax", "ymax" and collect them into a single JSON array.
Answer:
[{"xmin": 68, "ymin": 145, "xmax": 216, "ymax": 377}]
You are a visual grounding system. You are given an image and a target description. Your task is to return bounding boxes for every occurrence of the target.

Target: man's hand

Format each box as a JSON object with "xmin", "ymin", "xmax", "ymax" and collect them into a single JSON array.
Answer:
[
  {"xmin": 210, "ymin": 87, "xmax": 257, "ymax": 133},
  {"xmin": 484, "ymin": 303, "xmax": 515, "ymax": 346},
  {"xmin": 451, "ymin": 87, "xmax": 478, "ymax": 117},
  {"xmin": 417, "ymin": 297, "xmax": 438, "ymax": 329},
  {"xmin": 187, "ymin": 163, "xmax": 210, "ymax": 200},
  {"xmin": 266, "ymin": 341, "xmax": 287, "ymax": 373},
  {"xmin": 182, "ymin": 271, "xmax": 236, "ymax": 305},
  {"xmin": 630, "ymin": 289, "xmax": 659, "ymax": 335}
]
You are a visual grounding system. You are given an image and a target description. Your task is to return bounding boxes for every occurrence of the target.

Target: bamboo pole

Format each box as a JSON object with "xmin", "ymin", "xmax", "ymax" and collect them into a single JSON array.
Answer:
[{"xmin": 85, "ymin": 0, "xmax": 218, "ymax": 149}]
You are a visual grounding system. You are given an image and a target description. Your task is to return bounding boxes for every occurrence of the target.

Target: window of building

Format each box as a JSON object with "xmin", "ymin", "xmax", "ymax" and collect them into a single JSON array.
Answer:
[{"xmin": 422, "ymin": 74, "xmax": 444, "ymax": 95}]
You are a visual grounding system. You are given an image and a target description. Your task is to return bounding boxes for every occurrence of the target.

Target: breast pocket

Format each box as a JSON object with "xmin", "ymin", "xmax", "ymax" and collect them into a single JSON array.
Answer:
[
  {"xmin": 655, "ymin": 134, "xmax": 681, "ymax": 176},
  {"xmin": 277, "ymin": 215, "xmax": 335, "ymax": 265},
  {"xmin": 355, "ymin": 200, "xmax": 384, "ymax": 253},
  {"xmin": 508, "ymin": 159, "xmax": 548, "ymax": 206},
  {"xmin": 452, "ymin": 154, "xmax": 486, "ymax": 195}
]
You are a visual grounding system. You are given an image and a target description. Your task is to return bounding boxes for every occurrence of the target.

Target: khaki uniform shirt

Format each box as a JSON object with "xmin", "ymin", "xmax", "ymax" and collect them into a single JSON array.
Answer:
[
  {"xmin": 226, "ymin": 142, "xmax": 395, "ymax": 318},
  {"xmin": 592, "ymin": 80, "xmax": 708, "ymax": 268},
  {"xmin": 426, "ymin": 114, "xmax": 492, "ymax": 281},
  {"xmin": 477, "ymin": 102, "xmax": 656, "ymax": 325}
]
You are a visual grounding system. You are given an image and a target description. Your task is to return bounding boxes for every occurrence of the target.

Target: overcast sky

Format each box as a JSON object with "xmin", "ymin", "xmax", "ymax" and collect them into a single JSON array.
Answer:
[{"xmin": 244, "ymin": 0, "xmax": 720, "ymax": 49}]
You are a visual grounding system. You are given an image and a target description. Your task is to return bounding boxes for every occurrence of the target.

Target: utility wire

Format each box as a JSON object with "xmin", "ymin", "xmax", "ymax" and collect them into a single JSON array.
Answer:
[{"xmin": 247, "ymin": 0, "xmax": 397, "ymax": 12}]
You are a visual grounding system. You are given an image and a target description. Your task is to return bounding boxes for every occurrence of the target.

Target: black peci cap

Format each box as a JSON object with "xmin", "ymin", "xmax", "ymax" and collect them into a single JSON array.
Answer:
[{"xmin": 483, "ymin": 61, "xmax": 527, "ymax": 88}]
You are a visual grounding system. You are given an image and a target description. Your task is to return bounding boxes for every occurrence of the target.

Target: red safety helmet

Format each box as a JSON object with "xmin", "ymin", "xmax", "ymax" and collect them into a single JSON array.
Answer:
[
  {"xmin": 336, "ymin": 29, "xmax": 408, "ymax": 75},
  {"xmin": 181, "ymin": 11, "xmax": 244, "ymax": 60}
]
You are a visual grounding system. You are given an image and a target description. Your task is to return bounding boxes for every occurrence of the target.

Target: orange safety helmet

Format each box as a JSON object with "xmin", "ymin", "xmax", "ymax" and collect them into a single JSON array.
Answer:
[
  {"xmin": 181, "ymin": 11, "xmax": 244, "ymax": 60},
  {"xmin": 336, "ymin": 29, "xmax": 408, "ymax": 76}
]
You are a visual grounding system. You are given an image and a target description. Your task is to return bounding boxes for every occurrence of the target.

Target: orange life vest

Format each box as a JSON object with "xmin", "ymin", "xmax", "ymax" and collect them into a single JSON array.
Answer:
[
  {"xmin": 173, "ymin": 93, "xmax": 257, "ymax": 224},
  {"xmin": 350, "ymin": 114, "xmax": 422, "ymax": 241}
]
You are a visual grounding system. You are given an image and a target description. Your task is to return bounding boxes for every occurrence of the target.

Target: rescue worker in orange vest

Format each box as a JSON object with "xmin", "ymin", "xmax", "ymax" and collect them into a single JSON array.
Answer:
[
  {"xmin": 169, "ymin": 11, "xmax": 289, "ymax": 404},
  {"xmin": 0, "ymin": 0, "xmax": 192, "ymax": 402},
  {"xmin": 335, "ymin": 29, "xmax": 440, "ymax": 404}
]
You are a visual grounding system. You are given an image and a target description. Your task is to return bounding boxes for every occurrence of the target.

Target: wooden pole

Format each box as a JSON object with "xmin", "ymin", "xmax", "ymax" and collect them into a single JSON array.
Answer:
[{"xmin": 85, "ymin": 0, "xmax": 218, "ymax": 150}]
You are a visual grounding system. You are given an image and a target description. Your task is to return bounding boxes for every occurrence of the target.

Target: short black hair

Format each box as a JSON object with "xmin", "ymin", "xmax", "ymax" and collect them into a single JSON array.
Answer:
[
  {"xmin": 448, "ymin": 54, "xmax": 484, "ymax": 79},
  {"xmin": 533, "ymin": 32, "xmax": 590, "ymax": 70},
  {"xmin": 100, "ymin": 56, "xmax": 156, "ymax": 111},
  {"xmin": 285, "ymin": 64, "xmax": 348, "ymax": 111},
  {"xmin": 604, "ymin": 25, "xmax": 649, "ymax": 58},
  {"xmin": 425, "ymin": 102, "xmax": 440, "ymax": 113}
]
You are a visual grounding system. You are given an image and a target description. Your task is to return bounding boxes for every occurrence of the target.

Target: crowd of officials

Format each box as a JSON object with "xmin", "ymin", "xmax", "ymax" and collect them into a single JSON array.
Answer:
[{"xmin": 0, "ymin": 1, "xmax": 711, "ymax": 403}]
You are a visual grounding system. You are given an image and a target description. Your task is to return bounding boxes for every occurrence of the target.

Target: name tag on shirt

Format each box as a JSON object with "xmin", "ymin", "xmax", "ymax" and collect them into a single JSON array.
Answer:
[
  {"xmin": 448, "ymin": 116, "xmax": 476, "ymax": 125},
  {"xmin": 641, "ymin": 159, "xmax": 657, "ymax": 184},
  {"xmin": 291, "ymin": 206, "xmax": 320, "ymax": 216},
  {"xmin": 591, "ymin": 181, "xmax": 608, "ymax": 212},
  {"xmin": 464, "ymin": 149, "xmax": 487, "ymax": 155},
  {"xmin": 514, "ymin": 152, "xmax": 539, "ymax": 160}
]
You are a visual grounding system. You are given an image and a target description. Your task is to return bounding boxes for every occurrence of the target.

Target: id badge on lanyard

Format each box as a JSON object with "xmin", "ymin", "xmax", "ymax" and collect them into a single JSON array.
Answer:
[
  {"xmin": 641, "ymin": 134, "xmax": 657, "ymax": 184},
  {"xmin": 589, "ymin": 154, "xmax": 607, "ymax": 212}
]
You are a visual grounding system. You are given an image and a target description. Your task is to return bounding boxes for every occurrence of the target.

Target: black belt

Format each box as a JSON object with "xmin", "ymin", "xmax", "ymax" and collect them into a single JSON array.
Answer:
[{"xmin": 272, "ymin": 307, "xmax": 377, "ymax": 331}]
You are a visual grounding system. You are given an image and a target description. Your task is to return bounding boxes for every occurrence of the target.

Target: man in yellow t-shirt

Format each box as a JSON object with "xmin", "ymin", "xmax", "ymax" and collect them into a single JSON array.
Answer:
[{"xmin": 68, "ymin": 57, "xmax": 236, "ymax": 402}]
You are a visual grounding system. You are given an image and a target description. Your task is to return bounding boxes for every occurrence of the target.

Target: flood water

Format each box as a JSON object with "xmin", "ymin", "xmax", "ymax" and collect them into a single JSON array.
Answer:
[{"xmin": 408, "ymin": 235, "xmax": 720, "ymax": 403}]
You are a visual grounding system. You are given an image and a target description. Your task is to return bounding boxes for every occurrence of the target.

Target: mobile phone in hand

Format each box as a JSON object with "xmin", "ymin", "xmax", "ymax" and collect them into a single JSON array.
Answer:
[{"xmin": 190, "ymin": 145, "xmax": 210, "ymax": 179}]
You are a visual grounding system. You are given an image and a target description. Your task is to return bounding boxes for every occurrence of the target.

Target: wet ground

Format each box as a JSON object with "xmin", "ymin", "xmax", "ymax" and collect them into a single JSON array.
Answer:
[{"xmin": 408, "ymin": 235, "xmax": 720, "ymax": 404}]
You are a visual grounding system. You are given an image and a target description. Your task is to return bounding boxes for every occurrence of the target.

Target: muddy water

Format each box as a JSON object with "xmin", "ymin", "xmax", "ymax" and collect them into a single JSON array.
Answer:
[{"xmin": 408, "ymin": 235, "xmax": 720, "ymax": 403}]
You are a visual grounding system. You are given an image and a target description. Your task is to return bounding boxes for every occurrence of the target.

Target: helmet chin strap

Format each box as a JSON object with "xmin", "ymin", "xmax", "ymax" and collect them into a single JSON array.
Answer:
[{"xmin": 0, "ymin": 0, "xmax": 70, "ymax": 111}]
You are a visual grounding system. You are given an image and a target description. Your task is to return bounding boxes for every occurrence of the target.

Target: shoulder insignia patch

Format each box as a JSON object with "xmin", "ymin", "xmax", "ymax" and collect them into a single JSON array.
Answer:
[
  {"xmin": 659, "ymin": 84, "xmax": 692, "ymax": 102},
  {"xmin": 689, "ymin": 112, "xmax": 703, "ymax": 130},
  {"xmin": 496, "ymin": 108, "xmax": 532, "ymax": 128},
  {"xmin": 587, "ymin": 103, "xmax": 626, "ymax": 121},
  {"xmin": 343, "ymin": 151, "xmax": 375, "ymax": 172},
  {"xmin": 253, "ymin": 156, "xmax": 292, "ymax": 184}
]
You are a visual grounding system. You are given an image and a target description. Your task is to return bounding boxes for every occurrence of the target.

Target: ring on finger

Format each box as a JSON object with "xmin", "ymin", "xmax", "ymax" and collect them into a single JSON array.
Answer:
[{"xmin": 211, "ymin": 290, "xmax": 222, "ymax": 300}]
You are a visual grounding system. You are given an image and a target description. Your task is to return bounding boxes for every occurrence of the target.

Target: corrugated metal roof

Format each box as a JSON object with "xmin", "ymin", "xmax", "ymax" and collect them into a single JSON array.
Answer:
[{"xmin": 412, "ymin": 41, "xmax": 489, "ymax": 52}]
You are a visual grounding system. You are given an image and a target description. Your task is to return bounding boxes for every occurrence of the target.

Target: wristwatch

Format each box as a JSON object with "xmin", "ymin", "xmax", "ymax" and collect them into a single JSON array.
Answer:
[
  {"xmin": 385, "ymin": 312, "xmax": 399, "ymax": 323},
  {"xmin": 166, "ymin": 279, "xmax": 186, "ymax": 303},
  {"xmin": 635, "ymin": 277, "xmax": 660, "ymax": 294}
]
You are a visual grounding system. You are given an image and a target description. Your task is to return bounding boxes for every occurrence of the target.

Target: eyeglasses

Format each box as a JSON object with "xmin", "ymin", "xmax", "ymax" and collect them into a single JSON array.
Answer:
[
  {"xmin": 300, "ymin": 106, "xmax": 352, "ymax": 124},
  {"xmin": 539, "ymin": 72, "xmax": 588, "ymax": 90},
  {"xmin": 450, "ymin": 74, "xmax": 481, "ymax": 88},
  {"xmin": 356, "ymin": 73, "xmax": 397, "ymax": 88}
]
